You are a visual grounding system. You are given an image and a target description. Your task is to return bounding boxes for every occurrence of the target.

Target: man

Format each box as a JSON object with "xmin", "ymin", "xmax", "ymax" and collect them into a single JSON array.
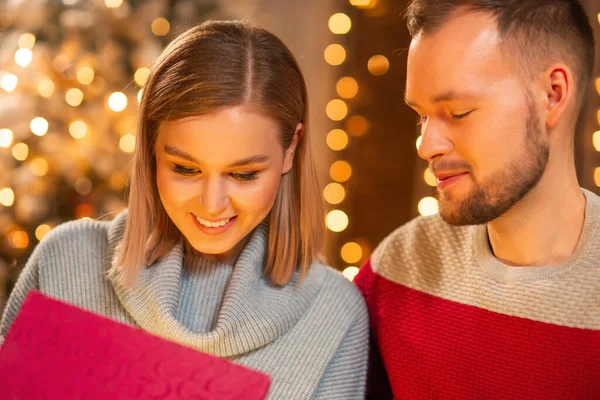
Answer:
[{"xmin": 354, "ymin": 0, "xmax": 600, "ymax": 398}]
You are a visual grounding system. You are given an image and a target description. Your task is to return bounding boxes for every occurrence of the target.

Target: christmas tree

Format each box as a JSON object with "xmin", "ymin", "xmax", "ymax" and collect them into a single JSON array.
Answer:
[{"xmin": 0, "ymin": 0, "xmax": 223, "ymax": 310}]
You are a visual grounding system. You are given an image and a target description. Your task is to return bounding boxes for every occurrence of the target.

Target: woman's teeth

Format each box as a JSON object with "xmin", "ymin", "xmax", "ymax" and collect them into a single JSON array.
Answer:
[{"xmin": 196, "ymin": 216, "xmax": 231, "ymax": 228}]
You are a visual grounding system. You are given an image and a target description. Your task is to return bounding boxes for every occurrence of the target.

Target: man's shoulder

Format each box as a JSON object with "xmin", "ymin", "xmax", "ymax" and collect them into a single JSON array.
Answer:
[{"xmin": 369, "ymin": 214, "xmax": 475, "ymax": 279}]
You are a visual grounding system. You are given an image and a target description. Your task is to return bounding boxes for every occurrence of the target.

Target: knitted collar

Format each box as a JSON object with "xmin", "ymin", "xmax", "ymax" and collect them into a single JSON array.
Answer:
[{"xmin": 106, "ymin": 212, "xmax": 324, "ymax": 357}]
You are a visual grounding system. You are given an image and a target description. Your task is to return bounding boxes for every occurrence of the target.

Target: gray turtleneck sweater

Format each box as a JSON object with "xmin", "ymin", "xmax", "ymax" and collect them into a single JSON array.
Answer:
[{"xmin": 0, "ymin": 212, "xmax": 369, "ymax": 399}]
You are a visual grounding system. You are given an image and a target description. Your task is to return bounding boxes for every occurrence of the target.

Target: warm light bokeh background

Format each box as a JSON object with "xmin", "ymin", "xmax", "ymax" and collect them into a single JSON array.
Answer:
[{"xmin": 1, "ymin": 0, "xmax": 599, "ymax": 311}]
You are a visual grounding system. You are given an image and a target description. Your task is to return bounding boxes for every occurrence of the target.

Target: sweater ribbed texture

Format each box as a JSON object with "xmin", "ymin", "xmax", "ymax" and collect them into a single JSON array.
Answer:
[
  {"xmin": 355, "ymin": 188, "xmax": 600, "ymax": 399},
  {"xmin": 1, "ymin": 212, "xmax": 369, "ymax": 399}
]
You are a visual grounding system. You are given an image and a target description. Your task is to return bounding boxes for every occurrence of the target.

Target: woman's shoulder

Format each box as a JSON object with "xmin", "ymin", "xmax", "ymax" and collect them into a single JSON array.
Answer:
[
  {"xmin": 310, "ymin": 261, "xmax": 367, "ymax": 312},
  {"xmin": 36, "ymin": 211, "xmax": 128, "ymax": 252}
]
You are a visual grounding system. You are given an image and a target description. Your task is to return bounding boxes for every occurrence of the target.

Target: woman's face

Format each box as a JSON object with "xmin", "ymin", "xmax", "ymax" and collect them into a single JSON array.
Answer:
[{"xmin": 155, "ymin": 106, "xmax": 299, "ymax": 265}]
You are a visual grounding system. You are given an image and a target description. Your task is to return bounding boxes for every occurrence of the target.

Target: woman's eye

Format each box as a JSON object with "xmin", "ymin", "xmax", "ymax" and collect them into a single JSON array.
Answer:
[
  {"xmin": 231, "ymin": 172, "xmax": 258, "ymax": 181},
  {"xmin": 173, "ymin": 164, "xmax": 200, "ymax": 176},
  {"xmin": 417, "ymin": 116, "xmax": 428, "ymax": 126}
]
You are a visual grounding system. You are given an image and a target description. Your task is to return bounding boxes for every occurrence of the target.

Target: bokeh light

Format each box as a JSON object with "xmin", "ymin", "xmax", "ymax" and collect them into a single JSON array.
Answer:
[
  {"xmin": 367, "ymin": 55, "xmax": 390, "ymax": 76},
  {"xmin": 326, "ymin": 129, "xmax": 349, "ymax": 151},
  {"xmin": 326, "ymin": 99, "xmax": 348, "ymax": 121},
  {"xmin": 342, "ymin": 266, "xmax": 360, "ymax": 281},
  {"xmin": 329, "ymin": 13, "xmax": 352, "ymax": 34},
  {"xmin": 324, "ymin": 44, "xmax": 346, "ymax": 66},
  {"xmin": 326, "ymin": 210, "xmax": 349, "ymax": 232},
  {"xmin": 0, "ymin": 188, "xmax": 15, "ymax": 207},
  {"xmin": 341, "ymin": 242, "xmax": 363, "ymax": 264},
  {"xmin": 323, "ymin": 182, "xmax": 346, "ymax": 205},
  {"xmin": 108, "ymin": 92, "xmax": 127, "ymax": 112},
  {"xmin": 66, "ymin": 88, "xmax": 84, "ymax": 106},
  {"xmin": 152, "ymin": 18, "xmax": 170, "ymax": 36},
  {"xmin": 0, "ymin": 129, "xmax": 14, "ymax": 148},
  {"xmin": 336, "ymin": 77, "xmax": 358, "ymax": 99},
  {"xmin": 330, "ymin": 161, "xmax": 352, "ymax": 182},
  {"xmin": 30, "ymin": 117, "xmax": 49, "ymax": 136},
  {"xmin": 77, "ymin": 66, "xmax": 95, "ymax": 85},
  {"xmin": 418, "ymin": 197, "xmax": 439, "ymax": 216}
]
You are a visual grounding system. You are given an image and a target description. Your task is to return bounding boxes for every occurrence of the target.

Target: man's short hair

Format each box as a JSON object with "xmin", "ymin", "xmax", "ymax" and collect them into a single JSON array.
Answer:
[{"xmin": 405, "ymin": 0, "xmax": 596, "ymax": 111}]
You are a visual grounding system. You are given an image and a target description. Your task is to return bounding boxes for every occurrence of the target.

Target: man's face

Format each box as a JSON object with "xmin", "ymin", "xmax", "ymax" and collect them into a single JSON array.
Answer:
[{"xmin": 405, "ymin": 12, "xmax": 549, "ymax": 225}]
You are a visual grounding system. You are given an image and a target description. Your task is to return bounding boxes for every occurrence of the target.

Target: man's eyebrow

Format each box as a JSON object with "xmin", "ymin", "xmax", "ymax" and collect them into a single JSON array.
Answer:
[{"xmin": 404, "ymin": 90, "xmax": 479, "ymax": 108}]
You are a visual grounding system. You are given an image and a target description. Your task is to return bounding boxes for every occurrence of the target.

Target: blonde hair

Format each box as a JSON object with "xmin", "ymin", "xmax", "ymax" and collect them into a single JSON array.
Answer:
[{"xmin": 110, "ymin": 20, "xmax": 325, "ymax": 288}]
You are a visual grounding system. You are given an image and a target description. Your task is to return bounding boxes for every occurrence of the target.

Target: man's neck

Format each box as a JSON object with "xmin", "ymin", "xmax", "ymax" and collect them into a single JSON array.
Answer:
[{"xmin": 486, "ymin": 166, "xmax": 585, "ymax": 267}]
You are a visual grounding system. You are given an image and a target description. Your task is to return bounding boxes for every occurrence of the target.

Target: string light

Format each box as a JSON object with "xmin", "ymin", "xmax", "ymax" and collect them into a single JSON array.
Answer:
[
  {"xmin": 152, "ymin": 18, "xmax": 170, "ymax": 36},
  {"xmin": 119, "ymin": 133, "xmax": 135, "ymax": 153},
  {"xmin": 8, "ymin": 230, "xmax": 29, "ymax": 249},
  {"xmin": 416, "ymin": 135, "xmax": 422, "ymax": 150},
  {"xmin": 324, "ymin": 44, "xmax": 346, "ymax": 66},
  {"xmin": 75, "ymin": 178, "xmax": 93, "ymax": 195},
  {"xmin": 595, "ymin": 167, "xmax": 600, "ymax": 187},
  {"xmin": 326, "ymin": 210, "xmax": 349, "ymax": 232},
  {"xmin": 346, "ymin": 115, "xmax": 369, "ymax": 136},
  {"xmin": 367, "ymin": 55, "xmax": 390, "ymax": 76},
  {"xmin": 341, "ymin": 242, "xmax": 363, "ymax": 264},
  {"xmin": 1, "ymin": 74, "xmax": 18, "ymax": 92},
  {"xmin": 108, "ymin": 92, "xmax": 128, "ymax": 112},
  {"xmin": 0, "ymin": 129, "xmax": 13, "ymax": 148},
  {"xmin": 137, "ymin": 89, "xmax": 143, "ymax": 103},
  {"xmin": 328, "ymin": 13, "xmax": 352, "ymax": 34},
  {"xmin": 418, "ymin": 197, "xmax": 439, "ymax": 216},
  {"xmin": 69, "ymin": 121, "xmax": 88, "ymax": 139},
  {"xmin": 18, "ymin": 33, "xmax": 36, "ymax": 49},
  {"xmin": 326, "ymin": 99, "xmax": 348, "ymax": 121},
  {"xmin": 37, "ymin": 78, "xmax": 55, "ymax": 97},
  {"xmin": 336, "ymin": 77, "xmax": 358, "ymax": 99},
  {"xmin": 323, "ymin": 183, "xmax": 346, "ymax": 205},
  {"xmin": 134, "ymin": 67, "xmax": 150, "ymax": 86},
  {"xmin": 593, "ymin": 130, "xmax": 600, "ymax": 152},
  {"xmin": 77, "ymin": 66, "xmax": 95, "ymax": 85},
  {"xmin": 12, "ymin": 143, "xmax": 29, "ymax": 161},
  {"xmin": 30, "ymin": 157, "xmax": 49, "ymax": 177},
  {"xmin": 342, "ymin": 266, "xmax": 360, "ymax": 281},
  {"xmin": 35, "ymin": 224, "xmax": 52, "ymax": 241},
  {"xmin": 0, "ymin": 188, "xmax": 15, "ymax": 207},
  {"xmin": 326, "ymin": 129, "xmax": 349, "ymax": 151},
  {"xmin": 330, "ymin": 161, "xmax": 352, "ymax": 182},
  {"xmin": 104, "ymin": 0, "xmax": 123, "ymax": 8},
  {"xmin": 109, "ymin": 171, "xmax": 127, "ymax": 190},
  {"xmin": 349, "ymin": 0, "xmax": 377, "ymax": 8},
  {"xmin": 30, "ymin": 117, "xmax": 49, "ymax": 136},
  {"xmin": 66, "ymin": 88, "xmax": 84, "ymax": 106},
  {"xmin": 15, "ymin": 48, "xmax": 33, "ymax": 67},
  {"xmin": 424, "ymin": 168, "xmax": 437, "ymax": 187}
]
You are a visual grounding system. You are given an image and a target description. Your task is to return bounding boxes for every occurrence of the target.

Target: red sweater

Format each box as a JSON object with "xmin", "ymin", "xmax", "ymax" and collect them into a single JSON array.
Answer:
[{"xmin": 355, "ymin": 192, "xmax": 600, "ymax": 399}]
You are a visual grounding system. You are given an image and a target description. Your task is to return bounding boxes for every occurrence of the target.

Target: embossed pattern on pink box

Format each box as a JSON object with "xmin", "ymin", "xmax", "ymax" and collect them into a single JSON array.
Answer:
[{"xmin": 0, "ymin": 291, "xmax": 271, "ymax": 399}]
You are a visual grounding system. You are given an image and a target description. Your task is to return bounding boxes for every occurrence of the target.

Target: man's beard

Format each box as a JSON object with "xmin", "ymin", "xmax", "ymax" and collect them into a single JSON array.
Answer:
[{"xmin": 434, "ymin": 93, "xmax": 550, "ymax": 226}]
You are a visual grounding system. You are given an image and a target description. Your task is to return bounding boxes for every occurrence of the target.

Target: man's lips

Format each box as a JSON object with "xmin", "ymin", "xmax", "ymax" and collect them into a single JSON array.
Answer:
[{"xmin": 435, "ymin": 172, "xmax": 469, "ymax": 189}]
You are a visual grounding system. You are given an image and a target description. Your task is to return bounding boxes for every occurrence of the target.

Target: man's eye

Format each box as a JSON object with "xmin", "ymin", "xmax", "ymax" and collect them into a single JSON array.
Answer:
[
  {"xmin": 417, "ymin": 116, "xmax": 428, "ymax": 126},
  {"xmin": 451, "ymin": 110, "xmax": 473, "ymax": 120}
]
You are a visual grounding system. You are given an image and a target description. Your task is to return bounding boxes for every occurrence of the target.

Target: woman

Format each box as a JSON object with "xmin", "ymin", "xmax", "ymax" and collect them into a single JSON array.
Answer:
[{"xmin": 0, "ymin": 21, "xmax": 368, "ymax": 399}]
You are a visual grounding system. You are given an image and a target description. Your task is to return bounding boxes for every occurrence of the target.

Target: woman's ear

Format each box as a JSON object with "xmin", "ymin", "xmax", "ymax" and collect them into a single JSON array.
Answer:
[{"xmin": 282, "ymin": 123, "xmax": 303, "ymax": 174}]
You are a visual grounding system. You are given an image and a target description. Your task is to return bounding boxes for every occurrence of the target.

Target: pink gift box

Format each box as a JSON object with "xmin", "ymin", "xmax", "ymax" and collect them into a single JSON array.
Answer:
[{"xmin": 0, "ymin": 291, "xmax": 270, "ymax": 399}]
